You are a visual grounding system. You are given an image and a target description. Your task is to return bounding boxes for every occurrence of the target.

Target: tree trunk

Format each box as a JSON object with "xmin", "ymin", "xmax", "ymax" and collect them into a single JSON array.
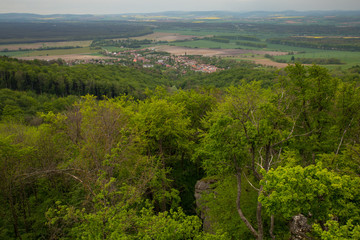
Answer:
[
  {"xmin": 159, "ymin": 139, "xmax": 167, "ymax": 212},
  {"xmin": 8, "ymin": 187, "xmax": 22, "ymax": 239},
  {"xmin": 256, "ymin": 185, "xmax": 264, "ymax": 240},
  {"xmin": 270, "ymin": 215, "xmax": 275, "ymax": 240}
]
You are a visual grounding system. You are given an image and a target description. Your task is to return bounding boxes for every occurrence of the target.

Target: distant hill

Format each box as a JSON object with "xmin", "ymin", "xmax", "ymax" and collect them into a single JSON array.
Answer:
[{"xmin": 1, "ymin": 10, "xmax": 360, "ymax": 22}]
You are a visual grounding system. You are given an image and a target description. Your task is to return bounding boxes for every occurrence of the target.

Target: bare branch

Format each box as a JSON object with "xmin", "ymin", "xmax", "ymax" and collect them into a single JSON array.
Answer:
[
  {"xmin": 16, "ymin": 168, "xmax": 95, "ymax": 197},
  {"xmin": 349, "ymin": 145, "xmax": 360, "ymax": 159},
  {"xmin": 271, "ymin": 129, "xmax": 315, "ymax": 148},
  {"xmin": 258, "ymin": 147, "xmax": 264, "ymax": 168},
  {"xmin": 336, "ymin": 117, "xmax": 353, "ymax": 155},
  {"xmin": 243, "ymin": 172, "xmax": 260, "ymax": 191}
]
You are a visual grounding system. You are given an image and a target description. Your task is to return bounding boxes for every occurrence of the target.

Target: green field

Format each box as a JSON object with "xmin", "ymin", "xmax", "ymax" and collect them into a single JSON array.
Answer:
[
  {"xmin": 168, "ymin": 37, "xmax": 360, "ymax": 69},
  {"xmin": 154, "ymin": 24, "xmax": 360, "ymax": 69},
  {"xmin": 0, "ymin": 47, "xmax": 98, "ymax": 57},
  {"xmin": 171, "ymin": 39, "xmax": 237, "ymax": 49},
  {"xmin": 269, "ymin": 45, "xmax": 360, "ymax": 68},
  {"xmin": 154, "ymin": 29, "xmax": 237, "ymax": 36}
]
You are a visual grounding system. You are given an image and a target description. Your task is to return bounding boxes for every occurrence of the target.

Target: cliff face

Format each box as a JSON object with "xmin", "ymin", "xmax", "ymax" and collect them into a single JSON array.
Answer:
[{"xmin": 194, "ymin": 179, "xmax": 217, "ymax": 233}]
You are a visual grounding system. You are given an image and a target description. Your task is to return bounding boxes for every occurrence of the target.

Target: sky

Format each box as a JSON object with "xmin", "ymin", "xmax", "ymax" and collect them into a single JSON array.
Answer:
[{"xmin": 1, "ymin": 0, "xmax": 360, "ymax": 14}]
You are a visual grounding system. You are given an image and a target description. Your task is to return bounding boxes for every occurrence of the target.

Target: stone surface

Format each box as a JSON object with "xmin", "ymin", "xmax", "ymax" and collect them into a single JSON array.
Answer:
[
  {"xmin": 194, "ymin": 179, "xmax": 217, "ymax": 233},
  {"xmin": 290, "ymin": 214, "xmax": 312, "ymax": 240}
]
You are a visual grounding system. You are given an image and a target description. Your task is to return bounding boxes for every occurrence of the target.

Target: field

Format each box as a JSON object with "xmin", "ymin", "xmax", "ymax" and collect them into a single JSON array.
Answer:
[
  {"xmin": 272, "ymin": 49, "xmax": 360, "ymax": 69},
  {"xmin": 0, "ymin": 47, "xmax": 99, "ymax": 58},
  {"xmin": 129, "ymin": 32, "xmax": 201, "ymax": 42},
  {"xmin": 171, "ymin": 39, "xmax": 239, "ymax": 49},
  {"xmin": 0, "ymin": 40, "xmax": 92, "ymax": 51},
  {"xmin": 0, "ymin": 15, "xmax": 359, "ymax": 69},
  {"xmin": 17, "ymin": 54, "xmax": 115, "ymax": 61}
]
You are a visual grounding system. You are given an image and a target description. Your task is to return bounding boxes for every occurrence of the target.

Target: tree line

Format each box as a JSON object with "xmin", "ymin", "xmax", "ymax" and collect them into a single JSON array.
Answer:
[
  {"xmin": 0, "ymin": 57, "xmax": 169, "ymax": 99},
  {"xmin": 267, "ymin": 37, "xmax": 360, "ymax": 51}
]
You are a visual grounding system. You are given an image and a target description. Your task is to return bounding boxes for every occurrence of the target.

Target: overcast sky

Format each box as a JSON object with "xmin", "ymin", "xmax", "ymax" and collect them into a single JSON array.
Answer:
[{"xmin": 1, "ymin": 0, "xmax": 360, "ymax": 14}]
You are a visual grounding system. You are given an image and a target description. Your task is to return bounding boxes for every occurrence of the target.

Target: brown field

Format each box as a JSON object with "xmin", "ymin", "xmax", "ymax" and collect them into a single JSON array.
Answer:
[
  {"xmin": 0, "ymin": 40, "xmax": 92, "ymax": 51},
  {"xmin": 251, "ymin": 59, "xmax": 291, "ymax": 68},
  {"xmin": 17, "ymin": 54, "xmax": 115, "ymax": 61}
]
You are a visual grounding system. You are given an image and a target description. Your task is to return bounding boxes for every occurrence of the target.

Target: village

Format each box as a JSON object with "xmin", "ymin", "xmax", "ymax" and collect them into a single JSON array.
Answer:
[{"xmin": 101, "ymin": 48, "xmax": 223, "ymax": 73}]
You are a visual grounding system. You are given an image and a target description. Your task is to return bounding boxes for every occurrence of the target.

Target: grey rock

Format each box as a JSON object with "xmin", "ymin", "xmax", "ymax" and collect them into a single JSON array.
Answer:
[
  {"xmin": 194, "ymin": 179, "xmax": 217, "ymax": 233},
  {"xmin": 290, "ymin": 214, "xmax": 312, "ymax": 240}
]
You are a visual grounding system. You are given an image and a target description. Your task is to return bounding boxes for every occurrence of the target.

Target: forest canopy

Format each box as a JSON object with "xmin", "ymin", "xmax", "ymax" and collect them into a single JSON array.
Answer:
[{"xmin": 0, "ymin": 59, "xmax": 360, "ymax": 239}]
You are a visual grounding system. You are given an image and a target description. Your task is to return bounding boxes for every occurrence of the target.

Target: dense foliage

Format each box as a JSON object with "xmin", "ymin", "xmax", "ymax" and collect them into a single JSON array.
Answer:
[
  {"xmin": 0, "ymin": 57, "xmax": 169, "ymax": 98},
  {"xmin": 0, "ymin": 60, "xmax": 360, "ymax": 239},
  {"xmin": 91, "ymin": 39, "xmax": 153, "ymax": 49}
]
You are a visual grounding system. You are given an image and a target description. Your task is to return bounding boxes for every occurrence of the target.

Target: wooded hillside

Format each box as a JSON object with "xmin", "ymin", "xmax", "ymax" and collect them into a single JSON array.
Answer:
[{"xmin": 1, "ymin": 60, "xmax": 360, "ymax": 239}]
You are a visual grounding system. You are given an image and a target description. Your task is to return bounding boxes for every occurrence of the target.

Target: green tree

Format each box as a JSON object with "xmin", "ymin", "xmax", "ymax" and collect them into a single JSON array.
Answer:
[
  {"xmin": 132, "ymin": 95, "xmax": 192, "ymax": 211},
  {"xmin": 260, "ymin": 162, "xmax": 360, "ymax": 239},
  {"xmin": 279, "ymin": 64, "xmax": 338, "ymax": 162},
  {"xmin": 197, "ymin": 81, "xmax": 298, "ymax": 239}
]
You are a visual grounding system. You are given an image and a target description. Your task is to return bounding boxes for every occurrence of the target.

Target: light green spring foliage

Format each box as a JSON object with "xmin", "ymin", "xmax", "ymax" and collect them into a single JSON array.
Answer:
[
  {"xmin": 47, "ymin": 194, "xmax": 226, "ymax": 240},
  {"xmin": 133, "ymin": 91, "xmax": 192, "ymax": 156},
  {"xmin": 167, "ymin": 88, "xmax": 217, "ymax": 130},
  {"xmin": 197, "ymin": 82, "xmax": 263, "ymax": 175},
  {"xmin": 313, "ymin": 219, "xmax": 360, "ymax": 240},
  {"xmin": 2, "ymin": 64, "xmax": 360, "ymax": 239},
  {"xmin": 40, "ymin": 93, "xmax": 224, "ymax": 239},
  {"xmin": 197, "ymin": 115, "xmax": 247, "ymax": 176},
  {"xmin": 198, "ymin": 80, "xmax": 295, "ymax": 175},
  {"xmin": 260, "ymin": 162, "xmax": 360, "ymax": 238},
  {"xmin": 135, "ymin": 207, "xmax": 204, "ymax": 240}
]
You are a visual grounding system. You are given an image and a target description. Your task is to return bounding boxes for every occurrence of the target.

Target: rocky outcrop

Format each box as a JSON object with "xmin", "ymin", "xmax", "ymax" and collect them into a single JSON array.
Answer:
[
  {"xmin": 290, "ymin": 214, "xmax": 312, "ymax": 239},
  {"xmin": 194, "ymin": 178, "xmax": 217, "ymax": 233}
]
